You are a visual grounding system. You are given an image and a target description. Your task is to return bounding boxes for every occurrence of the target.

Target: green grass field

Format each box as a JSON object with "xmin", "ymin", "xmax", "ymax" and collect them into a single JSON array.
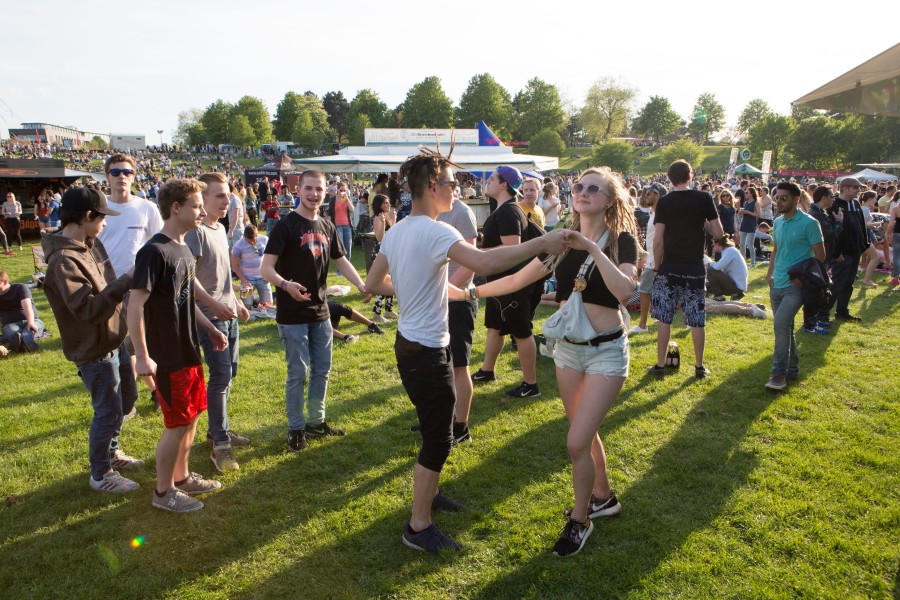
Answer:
[
  {"xmin": 558, "ymin": 146, "xmax": 735, "ymax": 178},
  {"xmin": 0, "ymin": 243, "xmax": 898, "ymax": 599}
]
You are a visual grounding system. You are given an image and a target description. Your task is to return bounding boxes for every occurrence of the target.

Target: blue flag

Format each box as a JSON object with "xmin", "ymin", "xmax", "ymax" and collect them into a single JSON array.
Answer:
[{"xmin": 477, "ymin": 120, "xmax": 504, "ymax": 146}]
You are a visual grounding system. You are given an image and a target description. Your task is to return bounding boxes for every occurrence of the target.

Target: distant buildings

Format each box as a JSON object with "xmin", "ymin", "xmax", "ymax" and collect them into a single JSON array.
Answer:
[{"xmin": 7, "ymin": 123, "xmax": 147, "ymax": 150}]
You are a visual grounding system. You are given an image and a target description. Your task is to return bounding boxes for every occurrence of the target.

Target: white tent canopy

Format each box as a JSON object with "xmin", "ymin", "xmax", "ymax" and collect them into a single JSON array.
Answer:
[
  {"xmin": 294, "ymin": 144, "xmax": 559, "ymax": 173},
  {"xmin": 837, "ymin": 168, "xmax": 898, "ymax": 182}
]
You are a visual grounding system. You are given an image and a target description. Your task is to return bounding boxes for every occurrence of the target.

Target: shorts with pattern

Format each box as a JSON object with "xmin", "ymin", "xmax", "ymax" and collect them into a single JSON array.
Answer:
[
  {"xmin": 155, "ymin": 364, "xmax": 207, "ymax": 428},
  {"xmin": 650, "ymin": 264, "xmax": 707, "ymax": 327}
]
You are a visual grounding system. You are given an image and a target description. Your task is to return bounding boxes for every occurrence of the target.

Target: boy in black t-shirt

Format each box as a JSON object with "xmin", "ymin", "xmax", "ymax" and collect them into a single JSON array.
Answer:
[
  {"xmin": 650, "ymin": 160, "xmax": 724, "ymax": 379},
  {"xmin": 128, "ymin": 179, "xmax": 229, "ymax": 513}
]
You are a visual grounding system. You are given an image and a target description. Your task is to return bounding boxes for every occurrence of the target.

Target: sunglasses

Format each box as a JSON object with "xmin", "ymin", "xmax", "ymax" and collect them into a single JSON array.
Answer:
[
  {"xmin": 775, "ymin": 194, "xmax": 791, "ymax": 201},
  {"xmin": 572, "ymin": 183, "xmax": 604, "ymax": 197},
  {"xmin": 108, "ymin": 168, "xmax": 135, "ymax": 177},
  {"xmin": 436, "ymin": 179, "xmax": 457, "ymax": 187}
]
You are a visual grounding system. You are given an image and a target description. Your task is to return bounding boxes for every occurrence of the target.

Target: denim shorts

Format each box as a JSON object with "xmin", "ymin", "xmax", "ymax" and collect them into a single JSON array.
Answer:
[{"xmin": 553, "ymin": 332, "xmax": 630, "ymax": 377}]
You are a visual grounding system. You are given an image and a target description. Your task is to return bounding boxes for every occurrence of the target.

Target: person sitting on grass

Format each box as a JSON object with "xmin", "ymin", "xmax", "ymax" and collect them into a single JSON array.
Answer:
[
  {"xmin": 706, "ymin": 235, "xmax": 748, "ymax": 301},
  {"xmin": 42, "ymin": 187, "xmax": 143, "ymax": 493},
  {"xmin": 328, "ymin": 299, "xmax": 384, "ymax": 344},
  {"xmin": 231, "ymin": 225, "xmax": 272, "ymax": 309},
  {"xmin": 0, "ymin": 270, "xmax": 44, "ymax": 352}
]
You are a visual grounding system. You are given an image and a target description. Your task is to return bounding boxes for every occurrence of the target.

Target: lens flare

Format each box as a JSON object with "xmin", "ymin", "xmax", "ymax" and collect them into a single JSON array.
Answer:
[{"xmin": 130, "ymin": 535, "xmax": 145, "ymax": 548}]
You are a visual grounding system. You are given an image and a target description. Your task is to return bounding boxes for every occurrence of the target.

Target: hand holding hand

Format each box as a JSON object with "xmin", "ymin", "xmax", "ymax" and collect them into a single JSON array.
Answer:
[
  {"xmin": 562, "ymin": 230, "xmax": 593, "ymax": 252},
  {"xmin": 540, "ymin": 228, "xmax": 568, "ymax": 255}
]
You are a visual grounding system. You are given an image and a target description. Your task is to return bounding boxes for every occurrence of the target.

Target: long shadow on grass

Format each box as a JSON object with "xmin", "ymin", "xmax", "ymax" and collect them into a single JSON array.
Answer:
[
  {"xmin": 0, "ymin": 380, "xmax": 84, "ymax": 410},
  {"xmin": 470, "ymin": 355, "xmax": 778, "ymax": 599}
]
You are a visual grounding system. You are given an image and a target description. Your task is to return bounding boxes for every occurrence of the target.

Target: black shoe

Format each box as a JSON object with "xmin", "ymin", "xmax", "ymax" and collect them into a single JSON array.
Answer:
[
  {"xmin": 695, "ymin": 365, "xmax": 711, "ymax": 379},
  {"xmin": 402, "ymin": 523, "xmax": 462, "ymax": 553},
  {"xmin": 471, "ymin": 369, "xmax": 496, "ymax": 383},
  {"xmin": 551, "ymin": 518, "xmax": 594, "ymax": 557},
  {"xmin": 564, "ymin": 492, "xmax": 622, "ymax": 519},
  {"xmin": 712, "ymin": 295, "xmax": 726, "ymax": 302},
  {"xmin": 305, "ymin": 421, "xmax": 345, "ymax": 438},
  {"xmin": 409, "ymin": 423, "xmax": 422, "ymax": 432},
  {"xmin": 835, "ymin": 313, "xmax": 862, "ymax": 322},
  {"xmin": 730, "ymin": 292, "xmax": 745, "ymax": 301},
  {"xmin": 367, "ymin": 322, "xmax": 385, "ymax": 335},
  {"xmin": 432, "ymin": 489, "xmax": 464, "ymax": 512},
  {"xmin": 504, "ymin": 381, "xmax": 540, "ymax": 398},
  {"xmin": 452, "ymin": 423, "xmax": 471, "ymax": 445},
  {"xmin": 647, "ymin": 364, "xmax": 666, "ymax": 376},
  {"xmin": 150, "ymin": 390, "xmax": 160, "ymax": 411},
  {"xmin": 287, "ymin": 429, "xmax": 308, "ymax": 452}
]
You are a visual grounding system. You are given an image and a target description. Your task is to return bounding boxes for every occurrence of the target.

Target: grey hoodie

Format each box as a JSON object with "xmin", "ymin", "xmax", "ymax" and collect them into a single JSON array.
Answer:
[{"xmin": 41, "ymin": 232, "xmax": 131, "ymax": 365}]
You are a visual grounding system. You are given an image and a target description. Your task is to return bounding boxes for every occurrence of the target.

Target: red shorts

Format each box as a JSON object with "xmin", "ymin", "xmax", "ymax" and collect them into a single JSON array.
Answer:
[{"xmin": 154, "ymin": 365, "xmax": 207, "ymax": 428}]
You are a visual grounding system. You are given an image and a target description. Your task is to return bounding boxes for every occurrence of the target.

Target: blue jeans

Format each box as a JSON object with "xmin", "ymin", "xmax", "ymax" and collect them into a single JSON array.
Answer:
[
  {"xmin": 336, "ymin": 224, "xmax": 352, "ymax": 262},
  {"xmin": 278, "ymin": 320, "xmax": 332, "ymax": 430},
  {"xmin": 198, "ymin": 317, "xmax": 239, "ymax": 444},
  {"xmin": 770, "ymin": 285, "xmax": 803, "ymax": 377},
  {"xmin": 77, "ymin": 345, "xmax": 138, "ymax": 479},
  {"xmin": 1, "ymin": 318, "xmax": 45, "ymax": 351},
  {"xmin": 241, "ymin": 276, "xmax": 273, "ymax": 308},
  {"xmin": 266, "ymin": 217, "xmax": 278, "ymax": 236}
]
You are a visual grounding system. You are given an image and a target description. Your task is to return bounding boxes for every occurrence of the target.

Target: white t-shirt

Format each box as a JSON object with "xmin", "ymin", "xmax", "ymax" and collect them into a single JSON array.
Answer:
[
  {"xmin": 380, "ymin": 215, "xmax": 463, "ymax": 348},
  {"xmin": 539, "ymin": 195, "xmax": 560, "ymax": 227},
  {"xmin": 98, "ymin": 195, "xmax": 164, "ymax": 277},
  {"xmin": 229, "ymin": 193, "xmax": 245, "ymax": 234},
  {"xmin": 644, "ymin": 211, "xmax": 656, "ymax": 269}
]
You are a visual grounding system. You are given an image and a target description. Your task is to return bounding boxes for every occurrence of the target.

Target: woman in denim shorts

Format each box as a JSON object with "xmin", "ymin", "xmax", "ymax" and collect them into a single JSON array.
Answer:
[{"xmin": 473, "ymin": 167, "xmax": 639, "ymax": 557}]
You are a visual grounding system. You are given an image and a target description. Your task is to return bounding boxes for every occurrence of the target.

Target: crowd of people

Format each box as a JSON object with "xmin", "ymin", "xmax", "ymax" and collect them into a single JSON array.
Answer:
[{"xmin": 0, "ymin": 143, "xmax": 896, "ymax": 558}]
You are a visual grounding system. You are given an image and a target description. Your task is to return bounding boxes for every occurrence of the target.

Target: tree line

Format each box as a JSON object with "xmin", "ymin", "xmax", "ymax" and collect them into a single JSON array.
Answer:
[{"xmin": 173, "ymin": 75, "xmax": 899, "ymax": 170}]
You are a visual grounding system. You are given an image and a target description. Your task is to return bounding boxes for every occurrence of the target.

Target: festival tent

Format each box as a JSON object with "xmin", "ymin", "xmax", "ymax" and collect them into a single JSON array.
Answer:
[
  {"xmin": 293, "ymin": 144, "xmax": 558, "ymax": 173},
  {"xmin": 733, "ymin": 163, "xmax": 763, "ymax": 175},
  {"xmin": 793, "ymin": 43, "xmax": 900, "ymax": 117},
  {"xmin": 837, "ymin": 168, "xmax": 898, "ymax": 182}
]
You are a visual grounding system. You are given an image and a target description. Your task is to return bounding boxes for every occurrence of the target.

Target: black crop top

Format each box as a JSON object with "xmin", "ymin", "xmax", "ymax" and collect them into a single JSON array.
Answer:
[{"xmin": 554, "ymin": 231, "xmax": 639, "ymax": 309}]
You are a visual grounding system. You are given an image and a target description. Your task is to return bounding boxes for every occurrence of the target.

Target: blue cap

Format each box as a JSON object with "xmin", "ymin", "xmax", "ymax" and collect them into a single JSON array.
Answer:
[{"xmin": 496, "ymin": 166, "xmax": 523, "ymax": 196}]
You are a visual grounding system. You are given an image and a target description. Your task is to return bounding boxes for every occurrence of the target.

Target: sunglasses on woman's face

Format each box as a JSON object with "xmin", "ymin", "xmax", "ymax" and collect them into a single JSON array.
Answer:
[{"xmin": 572, "ymin": 183, "xmax": 604, "ymax": 197}]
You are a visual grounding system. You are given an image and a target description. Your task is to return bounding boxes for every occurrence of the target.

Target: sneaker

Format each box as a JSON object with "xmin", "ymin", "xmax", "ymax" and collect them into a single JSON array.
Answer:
[
  {"xmin": 89, "ymin": 470, "xmax": 139, "ymax": 493},
  {"xmin": 3, "ymin": 251, "xmax": 15, "ymax": 256},
  {"xmin": 372, "ymin": 314, "xmax": 388, "ymax": 324},
  {"xmin": 712, "ymin": 295, "xmax": 726, "ymax": 302},
  {"xmin": 889, "ymin": 277, "xmax": 900, "ymax": 286},
  {"xmin": 110, "ymin": 449, "xmax": 144, "ymax": 470},
  {"xmin": 287, "ymin": 429, "xmax": 308, "ymax": 452},
  {"xmin": 211, "ymin": 445, "xmax": 240, "ymax": 472},
  {"xmin": 402, "ymin": 523, "xmax": 462, "ymax": 553},
  {"xmin": 551, "ymin": 518, "xmax": 594, "ymax": 557},
  {"xmin": 305, "ymin": 421, "xmax": 345, "ymax": 438},
  {"xmin": 629, "ymin": 325, "xmax": 649, "ymax": 334},
  {"xmin": 816, "ymin": 319, "xmax": 831, "ymax": 329},
  {"xmin": 176, "ymin": 471, "xmax": 223, "ymax": 495},
  {"xmin": 647, "ymin": 364, "xmax": 666, "ymax": 376},
  {"xmin": 432, "ymin": 489, "xmax": 464, "ymax": 512},
  {"xmin": 384, "ymin": 311, "xmax": 400, "ymax": 319},
  {"xmin": 367, "ymin": 322, "xmax": 385, "ymax": 335},
  {"xmin": 730, "ymin": 292, "xmax": 745, "ymax": 301},
  {"xmin": 206, "ymin": 431, "xmax": 251, "ymax": 448},
  {"xmin": 564, "ymin": 492, "xmax": 622, "ymax": 519},
  {"xmin": 695, "ymin": 365, "xmax": 711, "ymax": 379},
  {"xmin": 452, "ymin": 423, "xmax": 472, "ymax": 445},
  {"xmin": 765, "ymin": 374, "xmax": 787, "ymax": 391},
  {"xmin": 803, "ymin": 325, "xmax": 829, "ymax": 335},
  {"xmin": 504, "ymin": 381, "xmax": 541, "ymax": 398},
  {"xmin": 342, "ymin": 334, "xmax": 359, "ymax": 344},
  {"xmin": 152, "ymin": 488, "xmax": 204, "ymax": 513},
  {"xmin": 471, "ymin": 369, "xmax": 496, "ymax": 383},
  {"xmin": 835, "ymin": 313, "xmax": 862, "ymax": 322},
  {"xmin": 122, "ymin": 406, "xmax": 137, "ymax": 422},
  {"xmin": 861, "ymin": 280, "xmax": 878, "ymax": 287},
  {"xmin": 751, "ymin": 306, "xmax": 767, "ymax": 319}
]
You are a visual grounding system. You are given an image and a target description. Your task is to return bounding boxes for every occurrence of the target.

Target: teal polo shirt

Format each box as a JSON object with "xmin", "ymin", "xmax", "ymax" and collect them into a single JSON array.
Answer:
[{"xmin": 771, "ymin": 210, "xmax": 824, "ymax": 288}]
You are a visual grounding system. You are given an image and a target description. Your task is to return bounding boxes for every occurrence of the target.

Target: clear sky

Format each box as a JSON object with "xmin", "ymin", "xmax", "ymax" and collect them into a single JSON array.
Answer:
[{"xmin": 1, "ymin": 0, "xmax": 895, "ymax": 143}]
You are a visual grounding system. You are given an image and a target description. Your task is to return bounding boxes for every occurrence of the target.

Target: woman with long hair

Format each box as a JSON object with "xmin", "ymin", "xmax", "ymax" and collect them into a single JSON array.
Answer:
[
  {"xmin": 738, "ymin": 186, "xmax": 761, "ymax": 266},
  {"xmin": 371, "ymin": 194, "xmax": 397, "ymax": 323},
  {"xmin": 470, "ymin": 166, "xmax": 638, "ymax": 556},
  {"xmin": 859, "ymin": 190, "xmax": 881, "ymax": 287}
]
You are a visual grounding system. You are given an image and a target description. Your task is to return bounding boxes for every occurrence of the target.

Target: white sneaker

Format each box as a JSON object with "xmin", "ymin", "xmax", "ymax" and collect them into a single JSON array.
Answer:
[
  {"xmin": 629, "ymin": 325, "xmax": 649, "ymax": 334},
  {"xmin": 751, "ymin": 306, "xmax": 767, "ymax": 319},
  {"xmin": 110, "ymin": 449, "xmax": 145, "ymax": 469},
  {"xmin": 89, "ymin": 470, "xmax": 140, "ymax": 493},
  {"xmin": 384, "ymin": 311, "xmax": 400, "ymax": 319}
]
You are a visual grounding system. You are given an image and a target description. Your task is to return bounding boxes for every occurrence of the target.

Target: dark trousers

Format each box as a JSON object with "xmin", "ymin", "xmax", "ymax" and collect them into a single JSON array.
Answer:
[
  {"xmin": 706, "ymin": 268, "xmax": 742, "ymax": 297},
  {"xmin": 828, "ymin": 254, "xmax": 860, "ymax": 317},
  {"xmin": 394, "ymin": 333, "xmax": 455, "ymax": 473}
]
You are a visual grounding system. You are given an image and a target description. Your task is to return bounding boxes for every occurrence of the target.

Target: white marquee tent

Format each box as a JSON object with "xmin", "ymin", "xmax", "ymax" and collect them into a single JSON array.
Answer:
[{"xmin": 837, "ymin": 168, "xmax": 898, "ymax": 182}]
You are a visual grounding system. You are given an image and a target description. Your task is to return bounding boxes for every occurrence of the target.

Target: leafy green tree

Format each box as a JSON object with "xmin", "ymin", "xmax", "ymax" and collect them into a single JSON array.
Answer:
[
  {"xmin": 233, "ymin": 96, "xmax": 272, "ymax": 146},
  {"xmin": 347, "ymin": 113, "xmax": 372, "ymax": 146},
  {"xmin": 687, "ymin": 92, "xmax": 725, "ymax": 143},
  {"xmin": 199, "ymin": 99, "xmax": 234, "ymax": 145},
  {"xmin": 843, "ymin": 115, "xmax": 900, "ymax": 165},
  {"xmin": 529, "ymin": 129, "xmax": 566, "ymax": 157},
  {"xmin": 657, "ymin": 139, "xmax": 705, "ymax": 171},
  {"xmin": 786, "ymin": 117, "xmax": 842, "ymax": 169},
  {"xmin": 89, "ymin": 136, "xmax": 109, "ymax": 150},
  {"xmin": 229, "ymin": 114, "xmax": 256, "ymax": 148},
  {"xmin": 291, "ymin": 110, "xmax": 321, "ymax": 149},
  {"xmin": 591, "ymin": 140, "xmax": 634, "ymax": 174},
  {"xmin": 513, "ymin": 78, "xmax": 565, "ymax": 142},
  {"xmin": 173, "ymin": 108, "xmax": 204, "ymax": 146},
  {"xmin": 790, "ymin": 105, "xmax": 819, "ymax": 121},
  {"xmin": 564, "ymin": 111, "xmax": 585, "ymax": 146},
  {"xmin": 322, "ymin": 91, "xmax": 350, "ymax": 142},
  {"xmin": 348, "ymin": 89, "xmax": 390, "ymax": 128},
  {"xmin": 580, "ymin": 77, "xmax": 637, "ymax": 142},
  {"xmin": 456, "ymin": 73, "xmax": 513, "ymax": 138},
  {"xmin": 402, "ymin": 76, "xmax": 454, "ymax": 128},
  {"xmin": 273, "ymin": 92, "xmax": 304, "ymax": 141},
  {"xmin": 631, "ymin": 95, "xmax": 681, "ymax": 143},
  {"xmin": 747, "ymin": 114, "xmax": 795, "ymax": 170},
  {"xmin": 737, "ymin": 99, "xmax": 773, "ymax": 135}
]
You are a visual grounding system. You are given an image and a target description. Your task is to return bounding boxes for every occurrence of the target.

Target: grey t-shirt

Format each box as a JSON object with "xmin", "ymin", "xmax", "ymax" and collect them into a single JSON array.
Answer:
[
  {"xmin": 186, "ymin": 221, "xmax": 237, "ymax": 321},
  {"xmin": 437, "ymin": 198, "xmax": 478, "ymax": 287}
]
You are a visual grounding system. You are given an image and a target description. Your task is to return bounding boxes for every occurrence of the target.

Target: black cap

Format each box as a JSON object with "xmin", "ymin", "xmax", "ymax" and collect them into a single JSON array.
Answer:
[{"xmin": 61, "ymin": 187, "xmax": 120, "ymax": 216}]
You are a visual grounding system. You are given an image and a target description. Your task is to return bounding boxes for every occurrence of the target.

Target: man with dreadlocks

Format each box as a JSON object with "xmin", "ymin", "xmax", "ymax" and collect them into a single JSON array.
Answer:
[{"xmin": 366, "ymin": 146, "xmax": 567, "ymax": 553}]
